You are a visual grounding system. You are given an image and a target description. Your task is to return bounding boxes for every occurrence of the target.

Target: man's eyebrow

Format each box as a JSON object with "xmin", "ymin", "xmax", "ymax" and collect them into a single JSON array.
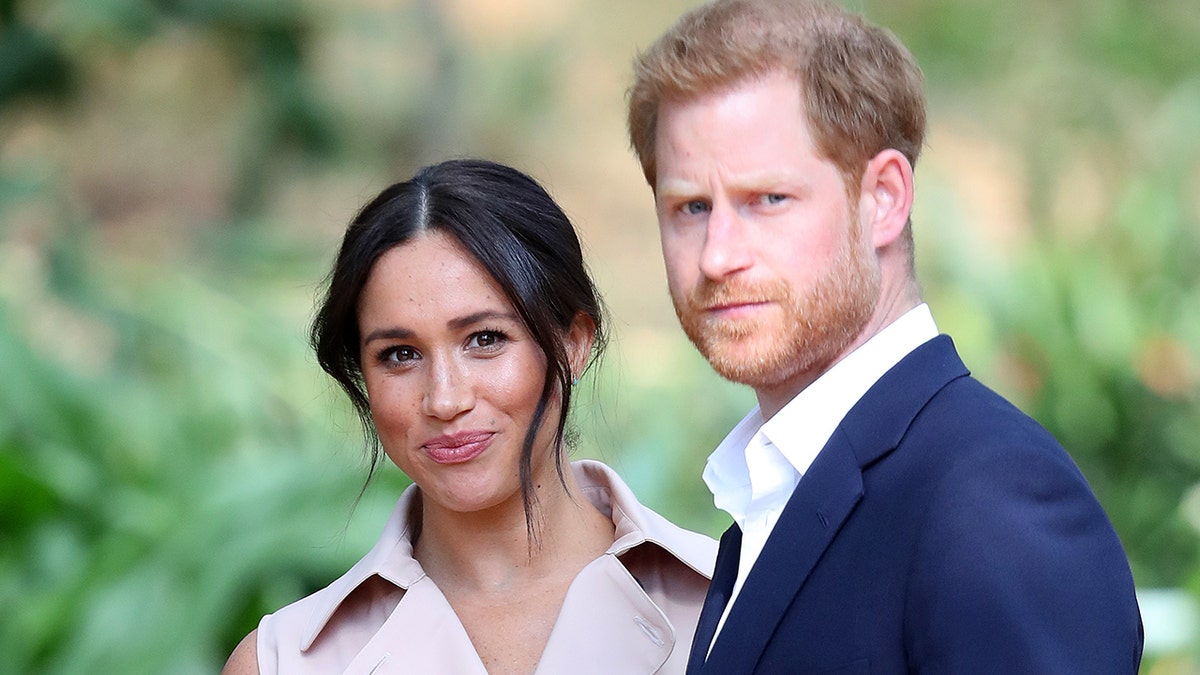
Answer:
[
  {"xmin": 655, "ymin": 178, "xmax": 702, "ymax": 200},
  {"xmin": 657, "ymin": 172, "xmax": 811, "ymax": 200}
]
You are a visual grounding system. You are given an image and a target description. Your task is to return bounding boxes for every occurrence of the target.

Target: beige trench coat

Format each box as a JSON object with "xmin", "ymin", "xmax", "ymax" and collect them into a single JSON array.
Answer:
[{"xmin": 256, "ymin": 460, "xmax": 717, "ymax": 674}]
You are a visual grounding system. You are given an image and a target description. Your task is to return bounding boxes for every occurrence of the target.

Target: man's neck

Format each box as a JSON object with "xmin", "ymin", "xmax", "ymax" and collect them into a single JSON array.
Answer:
[{"xmin": 755, "ymin": 293, "xmax": 922, "ymax": 419}]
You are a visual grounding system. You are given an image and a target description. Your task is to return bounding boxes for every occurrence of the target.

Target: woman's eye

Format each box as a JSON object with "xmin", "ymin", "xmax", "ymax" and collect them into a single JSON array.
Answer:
[
  {"xmin": 380, "ymin": 346, "xmax": 418, "ymax": 363},
  {"xmin": 468, "ymin": 330, "xmax": 507, "ymax": 349}
]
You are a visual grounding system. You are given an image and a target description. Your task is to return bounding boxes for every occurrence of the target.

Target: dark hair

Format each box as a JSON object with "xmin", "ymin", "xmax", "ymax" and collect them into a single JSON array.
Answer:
[{"xmin": 310, "ymin": 158, "xmax": 607, "ymax": 535}]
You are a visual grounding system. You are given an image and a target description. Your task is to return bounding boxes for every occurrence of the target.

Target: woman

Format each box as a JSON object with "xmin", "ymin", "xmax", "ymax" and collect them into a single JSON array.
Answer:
[{"xmin": 223, "ymin": 159, "xmax": 716, "ymax": 674}]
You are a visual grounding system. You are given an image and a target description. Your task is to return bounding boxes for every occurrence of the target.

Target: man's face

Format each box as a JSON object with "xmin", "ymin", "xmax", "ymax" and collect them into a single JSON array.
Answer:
[{"xmin": 653, "ymin": 71, "xmax": 880, "ymax": 405}]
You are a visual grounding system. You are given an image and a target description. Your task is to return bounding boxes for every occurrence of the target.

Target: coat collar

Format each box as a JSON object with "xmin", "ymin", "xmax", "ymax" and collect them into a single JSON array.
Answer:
[
  {"xmin": 839, "ymin": 335, "xmax": 970, "ymax": 468},
  {"xmin": 299, "ymin": 459, "xmax": 715, "ymax": 657},
  {"xmin": 299, "ymin": 486, "xmax": 425, "ymax": 651},
  {"xmin": 326, "ymin": 551, "xmax": 694, "ymax": 675},
  {"xmin": 576, "ymin": 459, "xmax": 716, "ymax": 577}
]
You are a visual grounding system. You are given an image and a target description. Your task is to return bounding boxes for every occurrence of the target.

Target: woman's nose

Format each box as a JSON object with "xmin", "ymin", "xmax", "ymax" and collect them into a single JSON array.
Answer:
[{"xmin": 420, "ymin": 357, "xmax": 475, "ymax": 420}]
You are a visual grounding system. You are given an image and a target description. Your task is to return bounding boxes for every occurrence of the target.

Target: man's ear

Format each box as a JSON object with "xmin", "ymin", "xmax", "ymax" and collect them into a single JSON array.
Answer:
[
  {"xmin": 859, "ymin": 149, "xmax": 914, "ymax": 249},
  {"xmin": 565, "ymin": 312, "xmax": 596, "ymax": 382}
]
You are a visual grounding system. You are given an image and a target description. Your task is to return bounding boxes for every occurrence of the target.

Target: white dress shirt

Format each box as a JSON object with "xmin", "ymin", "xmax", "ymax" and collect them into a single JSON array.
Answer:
[{"xmin": 703, "ymin": 304, "xmax": 939, "ymax": 648}]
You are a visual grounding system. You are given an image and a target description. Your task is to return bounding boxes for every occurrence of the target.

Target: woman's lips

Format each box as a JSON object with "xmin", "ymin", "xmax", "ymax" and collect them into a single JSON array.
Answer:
[{"xmin": 422, "ymin": 431, "xmax": 495, "ymax": 464}]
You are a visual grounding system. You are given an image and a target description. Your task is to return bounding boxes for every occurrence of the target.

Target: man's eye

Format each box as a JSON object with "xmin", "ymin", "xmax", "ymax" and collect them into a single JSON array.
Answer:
[
  {"xmin": 761, "ymin": 193, "xmax": 787, "ymax": 205},
  {"xmin": 683, "ymin": 200, "xmax": 710, "ymax": 215}
]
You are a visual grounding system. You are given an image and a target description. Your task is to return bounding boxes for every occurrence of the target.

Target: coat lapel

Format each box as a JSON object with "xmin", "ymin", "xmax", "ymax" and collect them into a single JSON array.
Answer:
[
  {"xmin": 701, "ymin": 437, "xmax": 865, "ymax": 673},
  {"xmin": 535, "ymin": 555, "xmax": 678, "ymax": 674},
  {"xmin": 687, "ymin": 525, "xmax": 742, "ymax": 674},
  {"xmin": 696, "ymin": 335, "xmax": 969, "ymax": 673},
  {"xmin": 345, "ymin": 580, "xmax": 488, "ymax": 675}
]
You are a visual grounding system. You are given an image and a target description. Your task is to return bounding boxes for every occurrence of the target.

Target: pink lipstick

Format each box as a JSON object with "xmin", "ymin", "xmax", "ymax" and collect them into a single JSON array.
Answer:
[{"xmin": 422, "ymin": 431, "xmax": 495, "ymax": 464}]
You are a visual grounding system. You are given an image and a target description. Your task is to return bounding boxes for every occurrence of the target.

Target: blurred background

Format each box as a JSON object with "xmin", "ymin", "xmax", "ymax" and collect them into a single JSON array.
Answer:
[{"xmin": 1, "ymin": 0, "xmax": 1197, "ymax": 672}]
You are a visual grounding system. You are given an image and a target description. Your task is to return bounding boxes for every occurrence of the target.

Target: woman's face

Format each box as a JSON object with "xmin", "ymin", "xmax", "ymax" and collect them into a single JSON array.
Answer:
[{"xmin": 357, "ymin": 229, "xmax": 580, "ymax": 516}]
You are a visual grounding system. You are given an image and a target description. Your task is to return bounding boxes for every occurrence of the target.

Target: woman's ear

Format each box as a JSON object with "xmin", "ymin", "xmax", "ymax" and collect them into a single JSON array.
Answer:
[
  {"xmin": 565, "ymin": 312, "xmax": 596, "ymax": 382},
  {"xmin": 859, "ymin": 148, "xmax": 914, "ymax": 249}
]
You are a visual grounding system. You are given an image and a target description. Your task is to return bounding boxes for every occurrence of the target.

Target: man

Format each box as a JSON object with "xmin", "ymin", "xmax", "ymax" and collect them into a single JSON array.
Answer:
[{"xmin": 626, "ymin": 0, "xmax": 1144, "ymax": 672}]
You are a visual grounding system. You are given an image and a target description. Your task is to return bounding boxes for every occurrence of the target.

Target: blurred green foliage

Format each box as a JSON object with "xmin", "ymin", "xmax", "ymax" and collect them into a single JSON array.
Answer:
[{"xmin": 1, "ymin": 0, "xmax": 1198, "ymax": 672}]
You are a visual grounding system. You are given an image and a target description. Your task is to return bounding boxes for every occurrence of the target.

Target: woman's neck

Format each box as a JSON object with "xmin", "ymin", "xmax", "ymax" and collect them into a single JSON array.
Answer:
[{"xmin": 412, "ymin": 462, "xmax": 615, "ymax": 593}]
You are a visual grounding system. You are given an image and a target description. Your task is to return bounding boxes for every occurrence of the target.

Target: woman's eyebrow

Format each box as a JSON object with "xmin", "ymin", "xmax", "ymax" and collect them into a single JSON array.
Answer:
[
  {"xmin": 361, "ymin": 326, "xmax": 412, "ymax": 345},
  {"xmin": 446, "ymin": 310, "xmax": 518, "ymax": 331},
  {"xmin": 361, "ymin": 310, "xmax": 519, "ymax": 345}
]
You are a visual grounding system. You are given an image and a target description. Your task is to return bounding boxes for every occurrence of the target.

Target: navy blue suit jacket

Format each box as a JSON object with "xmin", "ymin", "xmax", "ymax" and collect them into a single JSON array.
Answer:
[{"xmin": 688, "ymin": 336, "xmax": 1143, "ymax": 674}]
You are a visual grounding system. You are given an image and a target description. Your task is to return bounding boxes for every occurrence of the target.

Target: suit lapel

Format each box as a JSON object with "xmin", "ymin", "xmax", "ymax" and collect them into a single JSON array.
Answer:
[
  {"xmin": 702, "ymin": 438, "xmax": 865, "ymax": 673},
  {"xmin": 696, "ymin": 336, "xmax": 969, "ymax": 673},
  {"xmin": 687, "ymin": 525, "xmax": 741, "ymax": 674},
  {"xmin": 838, "ymin": 335, "xmax": 968, "ymax": 464}
]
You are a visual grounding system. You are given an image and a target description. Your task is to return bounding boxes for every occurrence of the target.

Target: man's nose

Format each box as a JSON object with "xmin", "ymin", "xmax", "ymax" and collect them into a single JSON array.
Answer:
[{"xmin": 699, "ymin": 200, "xmax": 753, "ymax": 280}]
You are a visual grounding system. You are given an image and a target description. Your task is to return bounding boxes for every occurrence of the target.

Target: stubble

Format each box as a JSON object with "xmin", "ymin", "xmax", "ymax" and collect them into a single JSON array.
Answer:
[{"xmin": 672, "ymin": 222, "xmax": 880, "ymax": 391}]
